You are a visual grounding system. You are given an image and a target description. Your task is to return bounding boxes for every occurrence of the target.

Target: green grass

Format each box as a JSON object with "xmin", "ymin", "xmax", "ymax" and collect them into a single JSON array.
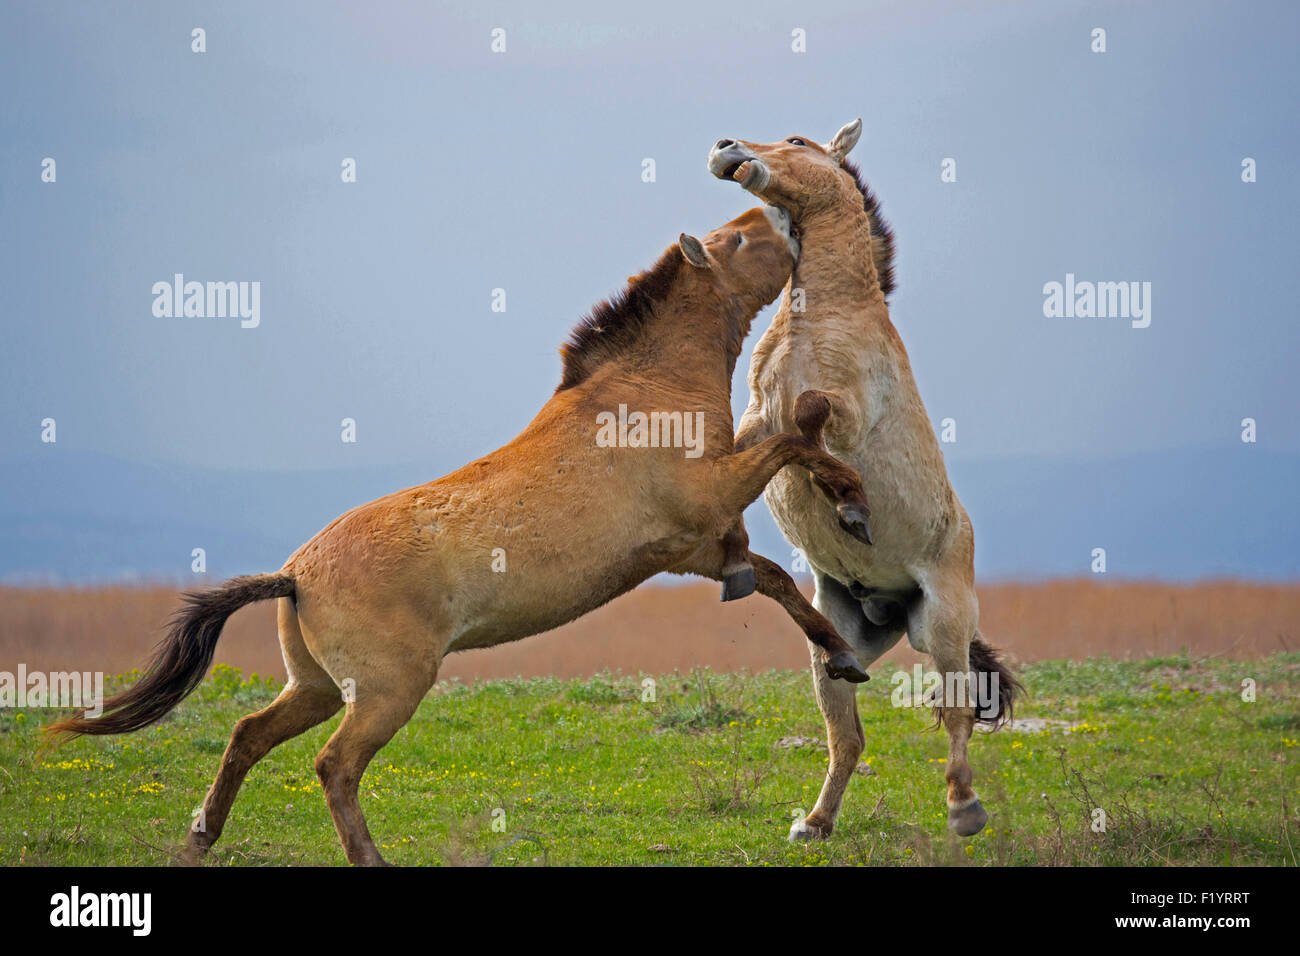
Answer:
[{"xmin": 2, "ymin": 654, "xmax": 1297, "ymax": 866}]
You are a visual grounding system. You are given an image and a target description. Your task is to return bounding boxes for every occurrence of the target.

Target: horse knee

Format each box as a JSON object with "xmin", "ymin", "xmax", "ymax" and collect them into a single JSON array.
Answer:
[
  {"xmin": 314, "ymin": 745, "xmax": 347, "ymax": 790},
  {"xmin": 834, "ymin": 735, "xmax": 864, "ymax": 768},
  {"xmin": 793, "ymin": 390, "xmax": 832, "ymax": 441}
]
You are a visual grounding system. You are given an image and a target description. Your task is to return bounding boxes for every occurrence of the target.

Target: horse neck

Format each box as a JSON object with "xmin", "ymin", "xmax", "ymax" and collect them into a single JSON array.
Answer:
[
  {"xmin": 769, "ymin": 200, "xmax": 898, "ymax": 365},
  {"xmin": 642, "ymin": 284, "xmax": 751, "ymax": 397}
]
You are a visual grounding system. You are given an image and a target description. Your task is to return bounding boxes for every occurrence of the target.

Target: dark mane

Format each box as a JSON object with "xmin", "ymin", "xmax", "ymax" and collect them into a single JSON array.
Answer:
[
  {"xmin": 840, "ymin": 159, "xmax": 896, "ymax": 301},
  {"xmin": 556, "ymin": 245, "xmax": 685, "ymax": 391}
]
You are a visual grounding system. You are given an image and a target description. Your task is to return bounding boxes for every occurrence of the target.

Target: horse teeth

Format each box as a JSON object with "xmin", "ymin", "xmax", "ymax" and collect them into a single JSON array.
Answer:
[{"xmin": 733, "ymin": 161, "xmax": 750, "ymax": 182}]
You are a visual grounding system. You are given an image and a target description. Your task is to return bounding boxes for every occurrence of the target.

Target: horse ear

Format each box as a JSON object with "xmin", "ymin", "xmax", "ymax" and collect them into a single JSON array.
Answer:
[
  {"xmin": 679, "ymin": 233, "xmax": 710, "ymax": 268},
  {"xmin": 826, "ymin": 118, "xmax": 862, "ymax": 162}
]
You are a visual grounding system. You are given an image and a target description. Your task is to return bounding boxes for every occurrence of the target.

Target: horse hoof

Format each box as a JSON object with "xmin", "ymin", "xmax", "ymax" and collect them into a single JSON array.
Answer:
[
  {"xmin": 947, "ymin": 798, "xmax": 988, "ymax": 837},
  {"xmin": 720, "ymin": 566, "xmax": 757, "ymax": 602},
  {"xmin": 836, "ymin": 503, "xmax": 873, "ymax": 545},
  {"xmin": 788, "ymin": 817, "xmax": 831, "ymax": 842},
  {"xmin": 179, "ymin": 845, "xmax": 206, "ymax": 866},
  {"xmin": 181, "ymin": 832, "xmax": 211, "ymax": 866},
  {"xmin": 825, "ymin": 651, "xmax": 870, "ymax": 683}
]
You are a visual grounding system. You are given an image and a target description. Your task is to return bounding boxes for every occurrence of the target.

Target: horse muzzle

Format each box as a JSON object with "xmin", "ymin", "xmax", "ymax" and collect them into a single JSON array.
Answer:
[{"xmin": 708, "ymin": 141, "xmax": 771, "ymax": 192}]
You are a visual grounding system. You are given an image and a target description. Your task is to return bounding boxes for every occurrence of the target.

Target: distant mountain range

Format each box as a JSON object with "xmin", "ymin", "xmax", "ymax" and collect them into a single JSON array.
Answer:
[{"xmin": 1, "ymin": 447, "xmax": 1295, "ymax": 584}]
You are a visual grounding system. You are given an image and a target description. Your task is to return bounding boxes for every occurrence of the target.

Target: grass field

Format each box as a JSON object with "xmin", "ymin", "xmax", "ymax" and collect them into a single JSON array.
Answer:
[{"xmin": 3, "ymin": 653, "xmax": 1297, "ymax": 866}]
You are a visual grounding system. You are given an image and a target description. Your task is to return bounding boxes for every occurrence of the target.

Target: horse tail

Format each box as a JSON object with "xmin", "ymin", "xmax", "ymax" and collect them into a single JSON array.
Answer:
[
  {"xmin": 967, "ymin": 630, "xmax": 1023, "ymax": 729},
  {"xmin": 44, "ymin": 572, "xmax": 295, "ymax": 742}
]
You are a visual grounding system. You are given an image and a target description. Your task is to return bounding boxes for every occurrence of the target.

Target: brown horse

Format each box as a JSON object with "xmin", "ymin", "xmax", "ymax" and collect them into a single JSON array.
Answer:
[
  {"xmin": 47, "ymin": 205, "xmax": 874, "ymax": 866},
  {"xmin": 707, "ymin": 123, "xmax": 1021, "ymax": 840}
]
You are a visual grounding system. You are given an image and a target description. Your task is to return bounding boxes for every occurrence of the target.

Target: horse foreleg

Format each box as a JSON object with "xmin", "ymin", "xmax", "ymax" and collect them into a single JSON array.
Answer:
[
  {"xmin": 714, "ymin": 408, "xmax": 779, "ymax": 601},
  {"xmin": 712, "ymin": 432, "xmax": 873, "ymax": 546},
  {"xmin": 792, "ymin": 390, "xmax": 870, "ymax": 542},
  {"xmin": 792, "ymin": 388, "xmax": 858, "ymax": 448},
  {"xmin": 666, "ymin": 543, "xmax": 866, "ymax": 682},
  {"xmin": 718, "ymin": 521, "xmax": 757, "ymax": 602},
  {"xmin": 747, "ymin": 552, "xmax": 868, "ymax": 683}
]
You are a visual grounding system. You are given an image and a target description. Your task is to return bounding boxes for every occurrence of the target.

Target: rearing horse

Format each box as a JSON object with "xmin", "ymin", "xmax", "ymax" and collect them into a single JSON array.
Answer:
[
  {"xmin": 47, "ymin": 205, "xmax": 873, "ymax": 866},
  {"xmin": 708, "ymin": 122, "xmax": 1022, "ymax": 840}
]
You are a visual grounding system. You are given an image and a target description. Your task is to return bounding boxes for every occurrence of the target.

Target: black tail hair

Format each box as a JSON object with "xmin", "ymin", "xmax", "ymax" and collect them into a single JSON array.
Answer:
[
  {"xmin": 44, "ymin": 573, "xmax": 294, "ymax": 741},
  {"xmin": 967, "ymin": 633, "xmax": 1023, "ymax": 729}
]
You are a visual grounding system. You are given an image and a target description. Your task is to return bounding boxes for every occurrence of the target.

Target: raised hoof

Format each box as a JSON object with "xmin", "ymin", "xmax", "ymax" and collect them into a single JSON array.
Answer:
[
  {"xmin": 824, "ymin": 651, "xmax": 870, "ymax": 684},
  {"xmin": 788, "ymin": 817, "xmax": 832, "ymax": 842},
  {"xmin": 720, "ymin": 566, "xmax": 757, "ymax": 602},
  {"xmin": 947, "ymin": 798, "xmax": 988, "ymax": 837},
  {"xmin": 836, "ymin": 502, "xmax": 873, "ymax": 545}
]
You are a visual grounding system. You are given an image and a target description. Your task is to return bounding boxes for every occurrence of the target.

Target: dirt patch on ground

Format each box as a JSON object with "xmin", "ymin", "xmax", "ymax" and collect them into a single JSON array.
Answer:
[{"xmin": 1002, "ymin": 717, "xmax": 1084, "ymax": 733}]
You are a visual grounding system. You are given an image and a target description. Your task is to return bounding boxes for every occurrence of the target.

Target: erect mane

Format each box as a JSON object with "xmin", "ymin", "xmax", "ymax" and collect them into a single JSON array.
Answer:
[
  {"xmin": 556, "ymin": 245, "xmax": 685, "ymax": 392},
  {"xmin": 840, "ymin": 158, "xmax": 896, "ymax": 301}
]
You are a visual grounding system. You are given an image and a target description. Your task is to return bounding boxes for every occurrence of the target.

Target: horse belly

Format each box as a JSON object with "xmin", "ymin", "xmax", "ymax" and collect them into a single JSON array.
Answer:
[
  {"xmin": 445, "ymin": 521, "xmax": 703, "ymax": 652},
  {"xmin": 764, "ymin": 464, "xmax": 917, "ymax": 592}
]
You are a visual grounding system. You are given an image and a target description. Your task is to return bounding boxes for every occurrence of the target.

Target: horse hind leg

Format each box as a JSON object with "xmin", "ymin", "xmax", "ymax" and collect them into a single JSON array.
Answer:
[
  {"xmin": 907, "ymin": 580, "xmax": 988, "ymax": 837},
  {"xmin": 790, "ymin": 571, "xmax": 904, "ymax": 841},
  {"xmin": 314, "ymin": 685, "xmax": 432, "ymax": 866},
  {"xmin": 790, "ymin": 638, "xmax": 864, "ymax": 841},
  {"xmin": 185, "ymin": 681, "xmax": 341, "ymax": 861},
  {"xmin": 933, "ymin": 629, "xmax": 1021, "ymax": 837},
  {"xmin": 184, "ymin": 598, "xmax": 342, "ymax": 862},
  {"xmin": 312, "ymin": 630, "xmax": 440, "ymax": 867},
  {"xmin": 938, "ymin": 701, "xmax": 985, "ymax": 837}
]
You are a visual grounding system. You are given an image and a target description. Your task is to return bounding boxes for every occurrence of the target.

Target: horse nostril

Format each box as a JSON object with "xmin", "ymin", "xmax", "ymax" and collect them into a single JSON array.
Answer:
[{"xmin": 715, "ymin": 139, "xmax": 735, "ymax": 150}]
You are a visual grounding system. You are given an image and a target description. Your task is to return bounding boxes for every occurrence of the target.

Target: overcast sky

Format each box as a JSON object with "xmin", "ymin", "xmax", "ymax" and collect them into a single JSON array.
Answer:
[{"xmin": 1, "ymin": 1, "xmax": 1297, "ymax": 580}]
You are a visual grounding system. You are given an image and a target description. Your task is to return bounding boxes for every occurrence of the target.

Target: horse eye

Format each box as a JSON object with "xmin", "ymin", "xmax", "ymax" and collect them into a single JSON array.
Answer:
[
  {"xmin": 735, "ymin": 234, "xmax": 745, "ymax": 247},
  {"xmin": 787, "ymin": 137, "xmax": 806, "ymax": 146}
]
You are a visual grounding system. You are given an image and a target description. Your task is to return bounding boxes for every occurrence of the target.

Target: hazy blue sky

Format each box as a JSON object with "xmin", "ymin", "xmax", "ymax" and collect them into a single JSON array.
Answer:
[{"xmin": 2, "ymin": 1, "xmax": 1297, "ymax": 582}]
